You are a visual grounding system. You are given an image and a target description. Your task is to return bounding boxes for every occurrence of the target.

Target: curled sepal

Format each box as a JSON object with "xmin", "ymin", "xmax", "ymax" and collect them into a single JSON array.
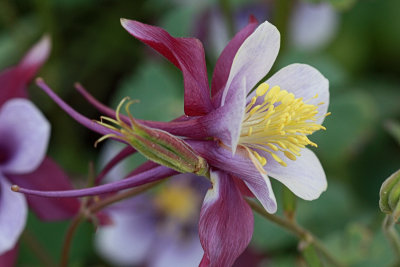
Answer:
[
  {"xmin": 96, "ymin": 98, "xmax": 209, "ymax": 176},
  {"xmin": 380, "ymin": 169, "xmax": 400, "ymax": 220}
]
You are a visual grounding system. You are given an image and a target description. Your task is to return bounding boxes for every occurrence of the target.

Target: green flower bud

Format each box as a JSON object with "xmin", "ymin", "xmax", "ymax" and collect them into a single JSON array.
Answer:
[
  {"xmin": 96, "ymin": 98, "xmax": 209, "ymax": 176},
  {"xmin": 380, "ymin": 169, "xmax": 400, "ymax": 220}
]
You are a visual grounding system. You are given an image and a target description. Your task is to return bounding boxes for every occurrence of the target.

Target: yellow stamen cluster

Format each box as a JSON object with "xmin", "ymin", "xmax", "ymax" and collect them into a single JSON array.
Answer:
[
  {"xmin": 154, "ymin": 184, "xmax": 199, "ymax": 222},
  {"xmin": 239, "ymin": 83, "xmax": 329, "ymax": 167}
]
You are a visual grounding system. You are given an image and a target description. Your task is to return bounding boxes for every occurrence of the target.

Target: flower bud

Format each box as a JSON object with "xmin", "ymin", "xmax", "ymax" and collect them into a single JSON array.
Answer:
[
  {"xmin": 96, "ymin": 98, "xmax": 209, "ymax": 176},
  {"xmin": 127, "ymin": 120, "xmax": 209, "ymax": 175},
  {"xmin": 379, "ymin": 169, "xmax": 400, "ymax": 220}
]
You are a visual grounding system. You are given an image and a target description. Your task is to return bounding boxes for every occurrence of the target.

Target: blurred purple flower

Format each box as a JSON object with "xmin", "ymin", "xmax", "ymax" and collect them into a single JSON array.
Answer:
[
  {"xmin": 194, "ymin": 5, "xmax": 268, "ymax": 59},
  {"xmin": 96, "ymin": 174, "xmax": 208, "ymax": 267},
  {"xmin": 0, "ymin": 37, "xmax": 79, "ymax": 264},
  {"xmin": 31, "ymin": 17, "xmax": 329, "ymax": 266},
  {"xmin": 289, "ymin": 2, "xmax": 339, "ymax": 50}
]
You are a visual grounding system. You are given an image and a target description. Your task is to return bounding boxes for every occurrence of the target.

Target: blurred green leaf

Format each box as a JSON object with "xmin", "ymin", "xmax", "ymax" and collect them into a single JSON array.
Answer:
[
  {"xmin": 297, "ymin": 181, "xmax": 359, "ymax": 235},
  {"xmin": 113, "ymin": 60, "xmax": 184, "ymax": 122},
  {"xmin": 159, "ymin": 5, "xmax": 198, "ymax": 36},
  {"xmin": 312, "ymin": 90, "xmax": 377, "ymax": 170},
  {"xmin": 18, "ymin": 212, "xmax": 95, "ymax": 266},
  {"xmin": 301, "ymin": 243, "xmax": 323, "ymax": 267},
  {"xmin": 328, "ymin": 0, "xmax": 357, "ymax": 10},
  {"xmin": 324, "ymin": 223, "xmax": 393, "ymax": 266},
  {"xmin": 385, "ymin": 120, "xmax": 400, "ymax": 146}
]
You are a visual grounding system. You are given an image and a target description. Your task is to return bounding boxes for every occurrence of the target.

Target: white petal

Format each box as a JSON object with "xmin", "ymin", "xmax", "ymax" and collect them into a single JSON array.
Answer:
[
  {"xmin": 221, "ymin": 20, "xmax": 280, "ymax": 106},
  {"xmin": 0, "ymin": 178, "xmax": 27, "ymax": 253},
  {"xmin": 264, "ymin": 148, "xmax": 327, "ymax": 200},
  {"xmin": 257, "ymin": 63, "xmax": 329, "ymax": 125},
  {"xmin": 0, "ymin": 99, "xmax": 50, "ymax": 174},
  {"xmin": 151, "ymin": 234, "xmax": 203, "ymax": 267},
  {"xmin": 95, "ymin": 199, "xmax": 156, "ymax": 266}
]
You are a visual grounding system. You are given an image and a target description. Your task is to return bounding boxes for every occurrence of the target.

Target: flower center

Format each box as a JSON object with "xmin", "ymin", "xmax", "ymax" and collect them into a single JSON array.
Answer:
[
  {"xmin": 0, "ymin": 132, "xmax": 16, "ymax": 165},
  {"xmin": 239, "ymin": 83, "xmax": 329, "ymax": 167},
  {"xmin": 154, "ymin": 183, "xmax": 199, "ymax": 223}
]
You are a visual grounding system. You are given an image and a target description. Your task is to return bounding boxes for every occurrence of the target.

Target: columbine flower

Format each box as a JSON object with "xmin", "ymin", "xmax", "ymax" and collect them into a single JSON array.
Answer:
[
  {"xmin": 118, "ymin": 18, "xmax": 329, "ymax": 266},
  {"xmin": 0, "ymin": 37, "xmax": 79, "ymax": 264},
  {"xmin": 96, "ymin": 173, "xmax": 208, "ymax": 267},
  {"xmin": 29, "ymin": 17, "xmax": 329, "ymax": 266}
]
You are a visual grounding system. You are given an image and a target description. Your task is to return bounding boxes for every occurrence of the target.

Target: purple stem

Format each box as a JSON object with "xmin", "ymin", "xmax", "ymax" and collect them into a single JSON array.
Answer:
[
  {"xmin": 13, "ymin": 165, "xmax": 176, "ymax": 198},
  {"xmin": 74, "ymin": 82, "xmax": 124, "ymax": 122},
  {"xmin": 36, "ymin": 78, "xmax": 121, "ymax": 138}
]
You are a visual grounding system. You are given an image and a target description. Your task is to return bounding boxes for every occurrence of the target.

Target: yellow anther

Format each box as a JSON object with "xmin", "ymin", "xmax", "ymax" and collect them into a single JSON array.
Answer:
[
  {"xmin": 246, "ymin": 97, "xmax": 258, "ymax": 112},
  {"xmin": 253, "ymin": 151, "xmax": 267, "ymax": 167},
  {"xmin": 265, "ymin": 85, "xmax": 280, "ymax": 101},
  {"xmin": 284, "ymin": 151, "xmax": 297, "ymax": 161},
  {"xmin": 256, "ymin": 83, "xmax": 269, "ymax": 96},
  {"xmin": 267, "ymin": 143, "xmax": 278, "ymax": 151},
  {"xmin": 282, "ymin": 93, "xmax": 295, "ymax": 104},
  {"xmin": 271, "ymin": 152, "xmax": 287, "ymax": 167}
]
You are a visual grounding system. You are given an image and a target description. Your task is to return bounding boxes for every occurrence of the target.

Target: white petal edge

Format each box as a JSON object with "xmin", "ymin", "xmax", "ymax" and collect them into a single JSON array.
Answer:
[
  {"xmin": 0, "ymin": 99, "xmax": 50, "ymax": 174},
  {"xmin": 264, "ymin": 148, "xmax": 327, "ymax": 200},
  {"xmin": 244, "ymin": 172, "xmax": 278, "ymax": 213},
  {"xmin": 95, "ymin": 209, "xmax": 155, "ymax": 266},
  {"xmin": 0, "ymin": 178, "xmax": 27, "ymax": 253},
  {"xmin": 221, "ymin": 20, "xmax": 280, "ymax": 106}
]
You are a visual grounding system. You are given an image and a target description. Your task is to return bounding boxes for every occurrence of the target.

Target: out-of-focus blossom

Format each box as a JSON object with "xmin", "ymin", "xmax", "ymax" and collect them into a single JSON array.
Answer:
[
  {"xmin": 289, "ymin": 2, "xmax": 339, "ymax": 51},
  {"xmin": 0, "ymin": 37, "xmax": 79, "ymax": 264},
  {"xmin": 194, "ymin": 5, "xmax": 268, "ymax": 60},
  {"xmin": 30, "ymin": 17, "xmax": 329, "ymax": 266},
  {"xmin": 96, "ymin": 174, "xmax": 208, "ymax": 267}
]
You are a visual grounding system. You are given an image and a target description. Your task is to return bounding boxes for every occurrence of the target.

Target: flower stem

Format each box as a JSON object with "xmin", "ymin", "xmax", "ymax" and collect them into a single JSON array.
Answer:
[
  {"xmin": 246, "ymin": 199, "xmax": 345, "ymax": 267},
  {"xmin": 219, "ymin": 0, "xmax": 235, "ymax": 38},
  {"xmin": 272, "ymin": 0, "xmax": 293, "ymax": 49},
  {"xmin": 60, "ymin": 213, "xmax": 83, "ymax": 267},
  {"xmin": 383, "ymin": 214, "xmax": 400, "ymax": 264},
  {"xmin": 60, "ymin": 180, "xmax": 163, "ymax": 267},
  {"xmin": 21, "ymin": 229, "xmax": 57, "ymax": 267}
]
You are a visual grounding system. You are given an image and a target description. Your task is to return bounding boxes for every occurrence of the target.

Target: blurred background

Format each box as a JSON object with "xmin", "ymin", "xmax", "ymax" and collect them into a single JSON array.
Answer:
[{"xmin": 1, "ymin": 0, "xmax": 400, "ymax": 266}]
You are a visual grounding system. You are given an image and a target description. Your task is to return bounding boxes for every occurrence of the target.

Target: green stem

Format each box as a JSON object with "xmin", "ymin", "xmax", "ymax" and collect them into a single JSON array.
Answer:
[
  {"xmin": 60, "ymin": 180, "xmax": 163, "ymax": 267},
  {"xmin": 21, "ymin": 230, "xmax": 57, "ymax": 267},
  {"xmin": 60, "ymin": 214, "xmax": 84, "ymax": 267},
  {"xmin": 272, "ymin": 0, "xmax": 293, "ymax": 50},
  {"xmin": 219, "ymin": 0, "xmax": 235, "ymax": 38},
  {"xmin": 383, "ymin": 214, "xmax": 400, "ymax": 263},
  {"xmin": 247, "ymin": 199, "xmax": 345, "ymax": 267}
]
